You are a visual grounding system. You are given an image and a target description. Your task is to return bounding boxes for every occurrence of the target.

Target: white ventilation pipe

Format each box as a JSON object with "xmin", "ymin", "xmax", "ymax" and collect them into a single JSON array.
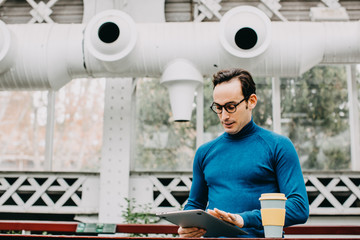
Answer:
[
  {"xmin": 81, "ymin": 7, "xmax": 360, "ymax": 78},
  {"xmin": 161, "ymin": 59, "xmax": 203, "ymax": 122},
  {"xmin": 322, "ymin": 21, "xmax": 360, "ymax": 64},
  {"xmin": 219, "ymin": 6, "xmax": 272, "ymax": 59},
  {"xmin": 252, "ymin": 20, "xmax": 360, "ymax": 76},
  {"xmin": 81, "ymin": 6, "xmax": 273, "ymax": 78},
  {"xmin": 0, "ymin": 23, "xmax": 85, "ymax": 90},
  {"xmin": 0, "ymin": 6, "xmax": 360, "ymax": 88},
  {"xmin": 0, "ymin": 20, "xmax": 15, "ymax": 75},
  {"xmin": 254, "ymin": 21, "xmax": 325, "ymax": 76},
  {"xmin": 84, "ymin": 10, "xmax": 137, "ymax": 75}
]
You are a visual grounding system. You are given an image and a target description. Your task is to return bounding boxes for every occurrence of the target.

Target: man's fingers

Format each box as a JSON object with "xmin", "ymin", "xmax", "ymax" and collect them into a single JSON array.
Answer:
[
  {"xmin": 213, "ymin": 208, "xmax": 232, "ymax": 221},
  {"xmin": 229, "ymin": 213, "xmax": 237, "ymax": 221},
  {"xmin": 192, "ymin": 229, "xmax": 206, "ymax": 237},
  {"xmin": 214, "ymin": 208, "xmax": 227, "ymax": 215},
  {"xmin": 207, "ymin": 209, "xmax": 222, "ymax": 219},
  {"xmin": 212, "ymin": 208, "xmax": 228, "ymax": 219},
  {"xmin": 178, "ymin": 227, "xmax": 206, "ymax": 238},
  {"xmin": 209, "ymin": 208, "xmax": 244, "ymax": 228}
]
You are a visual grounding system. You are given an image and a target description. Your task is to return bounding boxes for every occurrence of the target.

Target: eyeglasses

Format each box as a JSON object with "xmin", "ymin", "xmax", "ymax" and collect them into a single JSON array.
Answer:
[{"xmin": 210, "ymin": 98, "xmax": 246, "ymax": 114}]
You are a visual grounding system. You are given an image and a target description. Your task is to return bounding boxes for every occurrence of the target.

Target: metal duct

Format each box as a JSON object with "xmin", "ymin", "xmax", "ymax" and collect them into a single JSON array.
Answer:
[
  {"xmin": 0, "ymin": 6, "xmax": 359, "ymax": 88},
  {"xmin": 252, "ymin": 21, "xmax": 360, "ymax": 76},
  {"xmin": 82, "ymin": 6, "xmax": 273, "ymax": 77},
  {"xmin": 82, "ymin": 6, "xmax": 360, "ymax": 78},
  {"xmin": 0, "ymin": 20, "xmax": 15, "ymax": 75},
  {"xmin": 84, "ymin": 10, "xmax": 137, "ymax": 75},
  {"xmin": 322, "ymin": 21, "xmax": 360, "ymax": 64},
  {"xmin": 254, "ymin": 21, "xmax": 326, "ymax": 77},
  {"xmin": 219, "ymin": 5, "xmax": 272, "ymax": 59},
  {"xmin": 0, "ymin": 23, "xmax": 85, "ymax": 90}
]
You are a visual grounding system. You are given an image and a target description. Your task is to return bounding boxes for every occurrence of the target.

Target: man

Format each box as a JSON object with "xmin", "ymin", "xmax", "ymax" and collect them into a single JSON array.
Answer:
[{"xmin": 178, "ymin": 68, "xmax": 309, "ymax": 238}]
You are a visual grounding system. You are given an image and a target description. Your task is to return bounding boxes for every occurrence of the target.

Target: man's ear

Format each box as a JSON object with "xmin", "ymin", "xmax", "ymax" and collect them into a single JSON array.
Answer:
[{"xmin": 247, "ymin": 94, "xmax": 257, "ymax": 110}]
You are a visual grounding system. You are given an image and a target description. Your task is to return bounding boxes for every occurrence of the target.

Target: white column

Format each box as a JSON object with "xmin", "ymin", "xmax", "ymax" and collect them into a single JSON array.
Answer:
[
  {"xmin": 272, "ymin": 77, "xmax": 281, "ymax": 134},
  {"xmin": 346, "ymin": 65, "xmax": 360, "ymax": 171},
  {"xmin": 99, "ymin": 78, "xmax": 133, "ymax": 223},
  {"xmin": 196, "ymin": 84, "xmax": 204, "ymax": 149},
  {"xmin": 44, "ymin": 90, "xmax": 56, "ymax": 171}
]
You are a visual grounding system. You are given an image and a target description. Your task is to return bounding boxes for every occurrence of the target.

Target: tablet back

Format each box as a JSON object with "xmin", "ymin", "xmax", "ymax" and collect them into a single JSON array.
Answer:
[{"xmin": 157, "ymin": 209, "xmax": 248, "ymax": 237}]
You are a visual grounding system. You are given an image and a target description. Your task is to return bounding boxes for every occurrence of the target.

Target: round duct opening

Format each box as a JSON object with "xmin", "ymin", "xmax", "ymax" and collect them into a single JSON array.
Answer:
[
  {"xmin": 219, "ymin": 5, "xmax": 271, "ymax": 58},
  {"xmin": 0, "ymin": 20, "xmax": 14, "ymax": 74},
  {"xmin": 84, "ymin": 10, "xmax": 137, "ymax": 62},
  {"xmin": 98, "ymin": 22, "xmax": 120, "ymax": 44},
  {"xmin": 235, "ymin": 27, "xmax": 258, "ymax": 50}
]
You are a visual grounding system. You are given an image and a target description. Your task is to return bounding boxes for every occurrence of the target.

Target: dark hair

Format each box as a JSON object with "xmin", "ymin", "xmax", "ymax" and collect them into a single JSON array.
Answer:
[{"xmin": 212, "ymin": 68, "xmax": 256, "ymax": 100}]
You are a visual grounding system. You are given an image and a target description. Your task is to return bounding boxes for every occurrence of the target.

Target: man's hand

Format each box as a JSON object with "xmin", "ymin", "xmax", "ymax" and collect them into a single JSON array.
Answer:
[
  {"xmin": 178, "ymin": 226, "xmax": 206, "ymax": 238},
  {"xmin": 207, "ymin": 208, "xmax": 244, "ymax": 228}
]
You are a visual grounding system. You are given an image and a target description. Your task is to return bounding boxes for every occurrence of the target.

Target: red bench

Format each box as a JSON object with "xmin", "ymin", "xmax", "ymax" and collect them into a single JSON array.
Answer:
[{"xmin": 0, "ymin": 221, "xmax": 358, "ymax": 239}]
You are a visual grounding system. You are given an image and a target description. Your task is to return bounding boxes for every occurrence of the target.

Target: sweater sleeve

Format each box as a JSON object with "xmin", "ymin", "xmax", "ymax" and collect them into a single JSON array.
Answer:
[
  {"xmin": 240, "ymin": 136, "xmax": 309, "ymax": 229},
  {"xmin": 275, "ymin": 137, "xmax": 309, "ymax": 227},
  {"xmin": 184, "ymin": 146, "xmax": 209, "ymax": 210}
]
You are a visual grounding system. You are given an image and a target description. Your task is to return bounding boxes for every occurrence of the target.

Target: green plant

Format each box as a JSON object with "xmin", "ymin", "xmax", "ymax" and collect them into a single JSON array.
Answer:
[
  {"xmin": 3, "ymin": 230, "xmax": 22, "ymax": 234},
  {"xmin": 121, "ymin": 198, "xmax": 160, "ymax": 237}
]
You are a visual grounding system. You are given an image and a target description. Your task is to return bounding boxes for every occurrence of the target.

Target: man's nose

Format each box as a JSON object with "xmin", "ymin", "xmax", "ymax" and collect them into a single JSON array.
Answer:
[{"xmin": 221, "ymin": 109, "xmax": 230, "ymax": 120}]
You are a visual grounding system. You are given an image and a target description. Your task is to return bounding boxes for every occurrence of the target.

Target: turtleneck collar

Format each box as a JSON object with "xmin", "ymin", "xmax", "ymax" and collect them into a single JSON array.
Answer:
[{"xmin": 223, "ymin": 118, "xmax": 257, "ymax": 140}]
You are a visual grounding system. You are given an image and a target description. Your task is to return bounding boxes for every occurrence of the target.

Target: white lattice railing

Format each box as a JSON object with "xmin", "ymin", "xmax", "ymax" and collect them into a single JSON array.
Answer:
[
  {"xmin": 305, "ymin": 171, "xmax": 360, "ymax": 215},
  {"xmin": 0, "ymin": 171, "xmax": 99, "ymax": 214},
  {"xmin": 0, "ymin": 171, "xmax": 359, "ymax": 216},
  {"xmin": 131, "ymin": 171, "xmax": 360, "ymax": 215}
]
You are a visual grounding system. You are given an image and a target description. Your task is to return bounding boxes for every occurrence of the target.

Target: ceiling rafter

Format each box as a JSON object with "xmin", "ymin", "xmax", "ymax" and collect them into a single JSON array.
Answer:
[
  {"xmin": 194, "ymin": 0, "xmax": 222, "ymax": 22},
  {"xmin": 259, "ymin": 0, "xmax": 288, "ymax": 22}
]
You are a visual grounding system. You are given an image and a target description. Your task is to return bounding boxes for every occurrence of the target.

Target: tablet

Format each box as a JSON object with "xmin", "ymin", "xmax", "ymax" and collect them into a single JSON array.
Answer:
[{"xmin": 156, "ymin": 209, "xmax": 248, "ymax": 237}]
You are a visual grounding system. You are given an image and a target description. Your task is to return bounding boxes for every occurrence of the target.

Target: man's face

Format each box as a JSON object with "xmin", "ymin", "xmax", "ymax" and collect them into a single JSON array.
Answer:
[{"xmin": 212, "ymin": 78, "xmax": 253, "ymax": 135}]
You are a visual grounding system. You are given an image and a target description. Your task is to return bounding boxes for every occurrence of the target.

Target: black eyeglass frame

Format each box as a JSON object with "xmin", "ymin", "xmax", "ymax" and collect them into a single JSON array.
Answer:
[{"xmin": 210, "ymin": 98, "xmax": 247, "ymax": 114}]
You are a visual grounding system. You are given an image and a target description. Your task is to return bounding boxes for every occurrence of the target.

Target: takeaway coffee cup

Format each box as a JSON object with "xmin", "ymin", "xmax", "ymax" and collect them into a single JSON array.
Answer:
[{"xmin": 259, "ymin": 193, "xmax": 287, "ymax": 238}]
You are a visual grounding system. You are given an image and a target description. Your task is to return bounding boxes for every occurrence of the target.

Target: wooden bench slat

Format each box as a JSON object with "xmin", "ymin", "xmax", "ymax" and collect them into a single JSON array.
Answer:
[
  {"xmin": 0, "ymin": 221, "xmax": 359, "ymax": 236},
  {"xmin": 284, "ymin": 226, "xmax": 360, "ymax": 235}
]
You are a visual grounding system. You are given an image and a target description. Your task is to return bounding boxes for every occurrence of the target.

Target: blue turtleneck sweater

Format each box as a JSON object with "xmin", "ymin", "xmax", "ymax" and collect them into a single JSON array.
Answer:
[{"xmin": 184, "ymin": 119, "xmax": 309, "ymax": 238}]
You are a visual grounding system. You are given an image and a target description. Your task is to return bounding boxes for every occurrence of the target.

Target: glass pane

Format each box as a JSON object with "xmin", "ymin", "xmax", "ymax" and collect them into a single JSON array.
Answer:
[
  {"xmin": 281, "ymin": 66, "xmax": 350, "ymax": 170},
  {"xmin": 52, "ymin": 78, "xmax": 104, "ymax": 171},
  {"xmin": 252, "ymin": 77, "xmax": 273, "ymax": 130},
  {"xmin": 358, "ymin": 65, "xmax": 360, "ymax": 126},
  {"xmin": 203, "ymin": 77, "xmax": 223, "ymax": 142},
  {"xmin": 0, "ymin": 91, "xmax": 46, "ymax": 170},
  {"xmin": 134, "ymin": 78, "xmax": 196, "ymax": 171}
]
